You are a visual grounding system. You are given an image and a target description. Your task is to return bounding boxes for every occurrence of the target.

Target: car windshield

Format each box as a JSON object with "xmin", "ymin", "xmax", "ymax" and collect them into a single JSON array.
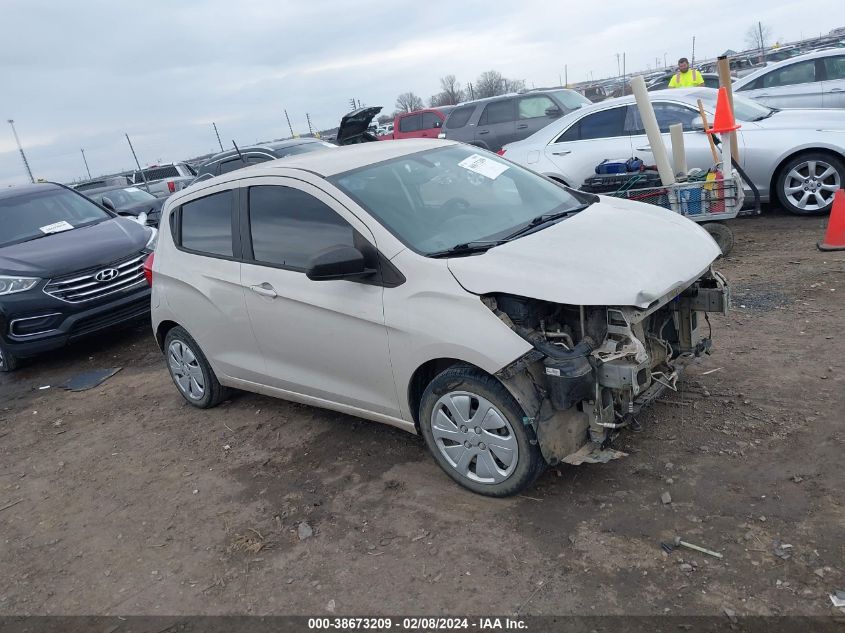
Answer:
[
  {"xmin": 0, "ymin": 187, "xmax": 111, "ymax": 247},
  {"xmin": 694, "ymin": 90, "xmax": 774, "ymax": 121},
  {"xmin": 332, "ymin": 145, "xmax": 584, "ymax": 255},
  {"xmin": 93, "ymin": 187, "xmax": 156, "ymax": 207}
]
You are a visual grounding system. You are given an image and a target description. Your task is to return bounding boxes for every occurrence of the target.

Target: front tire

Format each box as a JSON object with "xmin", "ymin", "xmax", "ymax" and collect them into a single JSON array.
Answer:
[
  {"xmin": 776, "ymin": 152, "xmax": 844, "ymax": 216},
  {"xmin": 419, "ymin": 365, "xmax": 545, "ymax": 497},
  {"xmin": 163, "ymin": 326, "xmax": 227, "ymax": 408},
  {"xmin": 0, "ymin": 341, "xmax": 19, "ymax": 372}
]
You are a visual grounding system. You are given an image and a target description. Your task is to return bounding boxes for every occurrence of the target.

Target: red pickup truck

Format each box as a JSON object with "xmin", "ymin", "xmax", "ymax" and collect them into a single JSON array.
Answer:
[{"xmin": 379, "ymin": 107, "xmax": 454, "ymax": 140}]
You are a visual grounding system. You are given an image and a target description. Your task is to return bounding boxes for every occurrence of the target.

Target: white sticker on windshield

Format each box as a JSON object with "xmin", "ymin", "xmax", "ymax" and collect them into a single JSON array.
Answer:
[
  {"xmin": 39, "ymin": 220, "xmax": 74, "ymax": 234},
  {"xmin": 458, "ymin": 154, "xmax": 509, "ymax": 180},
  {"xmin": 125, "ymin": 187, "xmax": 141, "ymax": 192}
]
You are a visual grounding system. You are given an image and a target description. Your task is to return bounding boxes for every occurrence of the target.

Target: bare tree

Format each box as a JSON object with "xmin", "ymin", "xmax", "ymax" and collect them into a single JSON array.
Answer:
[
  {"xmin": 429, "ymin": 75, "xmax": 465, "ymax": 107},
  {"xmin": 394, "ymin": 92, "xmax": 424, "ymax": 114},
  {"xmin": 745, "ymin": 22, "xmax": 772, "ymax": 52},
  {"xmin": 474, "ymin": 70, "xmax": 526, "ymax": 98}
]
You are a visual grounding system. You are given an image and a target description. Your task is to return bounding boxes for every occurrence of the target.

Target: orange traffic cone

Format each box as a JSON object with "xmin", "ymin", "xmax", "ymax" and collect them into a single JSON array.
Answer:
[
  {"xmin": 818, "ymin": 189, "xmax": 845, "ymax": 251},
  {"xmin": 707, "ymin": 87, "xmax": 741, "ymax": 135}
]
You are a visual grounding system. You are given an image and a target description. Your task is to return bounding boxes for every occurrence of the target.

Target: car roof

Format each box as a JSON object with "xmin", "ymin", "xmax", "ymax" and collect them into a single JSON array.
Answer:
[
  {"xmin": 171, "ymin": 139, "xmax": 460, "ymax": 202},
  {"xmin": 0, "ymin": 182, "xmax": 63, "ymax": 200},
  {"xmin": 734, "ymin": 48, "xmax": 844, "ymax": 86}
]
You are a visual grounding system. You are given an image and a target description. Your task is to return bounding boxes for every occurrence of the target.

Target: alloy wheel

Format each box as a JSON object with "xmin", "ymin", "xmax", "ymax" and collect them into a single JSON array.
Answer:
[
  {"xmin": 430, "ymin": 391, "xmax": 519, "ymax": 484},
  {"xmin": 782, "ymin": 159, "xmax": 840, "ymax": 212},
  {"xmin": 167, "ymin": 340, "xmax": 205, "ymax": 400}
]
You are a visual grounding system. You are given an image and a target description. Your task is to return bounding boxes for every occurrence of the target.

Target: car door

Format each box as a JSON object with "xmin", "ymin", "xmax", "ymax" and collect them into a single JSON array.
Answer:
[
  {"xmin": 515, "ymin": 95, "xmax": 560, "ymax": 140},
  {"xmin": 474, "ymin": 99, "xmax": 517, "ymax": 151},
  {"xmin": 420, "ymin": 111, "xmax": 443, "ymax": 138},
  {"xmin": 736, "ymin": 59, "xmax": 822, "ymax": 108},
  {"xmin": 822, "ymin": 55, "xmax": 845, "ymax": 107},
  {"xmin": 238, "ymin": 178, "xmax": 400, "ymax": 418},
  {"xmin": 395, "ymin": 113, "xmax": 422, "ymax": 139},
  {"xmin": 167, "ymin": 186, "xmax": 266, "ymax": 382},
  {"xmin": 543, "ymin": 105, "xmax": 641, "ymax": 187}
]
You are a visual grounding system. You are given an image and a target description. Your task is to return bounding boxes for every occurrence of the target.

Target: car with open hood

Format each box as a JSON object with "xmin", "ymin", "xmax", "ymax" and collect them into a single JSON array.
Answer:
[
  {"xmin": 0, "ymin": 183, "xmax": 157, "ymax": 371},
  {"xmin": 149, "ymin": 139, "xmax": 728, "ymax": 496}
]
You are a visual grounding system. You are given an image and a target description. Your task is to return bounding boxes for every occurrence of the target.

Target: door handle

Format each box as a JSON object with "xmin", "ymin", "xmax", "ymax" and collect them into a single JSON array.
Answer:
[
  {"xmin": 635, "ymin": 146, "xmax": 652, "ymax": 151},
  {"xmin": 250, "ymin": 283, "xmax": 277, "ymax": 298},
  {"xmin": 551, "ymin": 150, "xmax": 571, "ymax": 156},
  {"xmin": 516, "ymin": 124, "xmax": 528, "ymax": 129},
  {"xmin": 478, "ymin": 130, "xmax": 489, "ymax": 135}
]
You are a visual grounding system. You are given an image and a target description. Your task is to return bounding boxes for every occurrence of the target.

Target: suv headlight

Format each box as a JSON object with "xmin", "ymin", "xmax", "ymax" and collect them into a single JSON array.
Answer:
[
  {"xmin": 143, "ymin": 227, "xmax": 158, "ymax": 252},
  {"xmin": 0, "ymin": 275, "xmax": 40, "ymax": 296}
]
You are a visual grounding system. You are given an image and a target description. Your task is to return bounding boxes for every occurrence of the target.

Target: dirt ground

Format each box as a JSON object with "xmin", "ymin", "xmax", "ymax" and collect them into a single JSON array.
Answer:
[{"xmin": 1, "ymin": 208, "xmax": 844, "ymax": 618}]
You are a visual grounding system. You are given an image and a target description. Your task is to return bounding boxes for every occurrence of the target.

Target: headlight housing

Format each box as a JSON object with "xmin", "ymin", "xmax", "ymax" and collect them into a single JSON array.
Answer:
[
  {"xmin": 143, "ymin": 227, "xmax": 158, "ymax": 253},
  {"xmin": 0, "ymin": 276, "xmax": 40, "ymax": 296}
]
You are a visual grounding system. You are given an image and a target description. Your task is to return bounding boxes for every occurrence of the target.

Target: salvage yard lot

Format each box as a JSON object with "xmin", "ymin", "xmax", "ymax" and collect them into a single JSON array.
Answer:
[{"xmin": 1, "ymin": 210, "xmax": 843, "ymax": 616}]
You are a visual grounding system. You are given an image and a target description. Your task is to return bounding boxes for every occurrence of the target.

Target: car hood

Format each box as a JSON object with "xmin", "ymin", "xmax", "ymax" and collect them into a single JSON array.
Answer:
[
  {"xmin": 0, "ymin": 217, "xmax": 150, "ymax": 278},
  {"xmin": 446, "ymin": 197, "xmax": 720, "ymax": 308},
  {"xmin": 751, "ymin": 108, "xmax": 845, "ymax": 130},
  {"xmin": 337, "ymin": 106, "xmax": 382, "ymax": 145}
]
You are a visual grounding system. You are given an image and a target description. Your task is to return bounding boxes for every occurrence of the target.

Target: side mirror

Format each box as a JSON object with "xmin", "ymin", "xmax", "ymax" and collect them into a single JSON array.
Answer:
[
  {"xmin": 433, "ymin": 120, "xmax": 443, "ymax": 128},
  {"xmin": 306, "ymin": 245, "xmax": 375, "ymax": 281},
  {"xmin": 101, "ymin": 197, "xmax": 116, "ymax": 211},
  {"xmin": 545, "ymin": 106, "xmax": 563, "ymax": 117},
  {"xmin": 691, "ymin": 116, "xmax": 706, "ymax": 132}
]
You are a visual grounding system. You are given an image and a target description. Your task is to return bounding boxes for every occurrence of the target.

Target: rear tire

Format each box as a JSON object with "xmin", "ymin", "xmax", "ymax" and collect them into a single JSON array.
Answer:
[
  {"xmin": 163, "ymin": 326, "xmax": 228, "ymax": 408},
  {"xmin": 0, "ymin": 341, "xmax": 19, "ymax": 372},
  {"xmin": 775, "ymin": 152, "xmax": 844, "ymax": 216},
  {"xmin": 702, "ymin": 222, "xmax": 734, "ymax": 256},
  {"xmin": 419, "ymin": 365, "xmax": 545, "ymax": 497}
]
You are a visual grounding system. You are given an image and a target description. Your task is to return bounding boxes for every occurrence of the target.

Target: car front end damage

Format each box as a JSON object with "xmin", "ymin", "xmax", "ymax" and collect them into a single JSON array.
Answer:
[{"xmin": 486, "ymin": 268, "xmax": 729, "ymax": 465}]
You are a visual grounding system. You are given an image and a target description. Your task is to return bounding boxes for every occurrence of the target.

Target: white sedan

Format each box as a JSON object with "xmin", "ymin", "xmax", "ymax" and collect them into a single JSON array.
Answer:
[{"xmin": 500, "ymin": 88, "xmax": 845, "ymax": 215}]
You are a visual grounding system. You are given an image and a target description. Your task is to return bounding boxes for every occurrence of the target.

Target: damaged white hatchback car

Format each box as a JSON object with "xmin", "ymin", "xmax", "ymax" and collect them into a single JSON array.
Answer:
[{"xmin": 149, "ymin": 139, "xmax": 728, "ymax": 497}]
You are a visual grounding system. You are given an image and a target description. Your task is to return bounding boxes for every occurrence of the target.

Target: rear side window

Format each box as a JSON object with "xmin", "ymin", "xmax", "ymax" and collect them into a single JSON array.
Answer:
[
  {"xmin": 399, "ymin": 114, "xmax": 422, "ymax": 132},
  {"xmin": 824, "ymin": 56, "xmax": 845, "ymax": 80},
  {"xmin": 445, "ymin": 106, "xmax": 474, "ymax": 129},
  {"xmin": 478, "ymin": 100, "xmax": 515, "ymax": 125},
  {"xmin": 180, "ymin": 191, "xmax": 234, "ymax": 257},
  {"xmin": 652, "ymin": 103, "xmax": 699, "ymax": 131},
  {"xmin": 577, "ymin": 107, "xmax": 626, "ymax": 140},
  {"xmin": 248, "ymin": 186, "xmax": 355, "ymax": 270},
  {"xmin": 762, "ymin": 60, "xmax": 816, "ymax": 88},
  {"xmin": 421, "ymin": 111, "xmax": 441, "ymax": 129}
]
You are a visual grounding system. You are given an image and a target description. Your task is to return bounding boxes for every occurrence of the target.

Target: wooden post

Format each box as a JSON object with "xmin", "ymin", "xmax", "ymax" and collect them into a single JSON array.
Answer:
[{"xmin": 697, "ymin": 99, "xmax": 720, "ymax": 164}]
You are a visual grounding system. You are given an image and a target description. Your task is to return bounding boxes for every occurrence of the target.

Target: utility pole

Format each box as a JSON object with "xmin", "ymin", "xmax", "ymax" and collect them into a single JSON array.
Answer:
[
  {"xmin": 125, "ymin": 133, "xmax": 151, "ymax": 194},
  {"xmin": 80, "ymin": 149, "xmax": 92, "ymax": 180},
  {"xmin": 7, "ymin": 120, "xmax": 34, "ymax": 183},
  {"xmin": 305, "ymin": 113, "xmax": 314, "ymax": 136},
  {"xmin": 664, "ymin": 52, "xmax": 668, "ymax": 68},
  {"xmin": 349, "ymin": 98, "xmax": 356, "ymax": 111},
  {"xmin": 212, "ymin": 122, "xmax": 224, "ymax": 152},
  {"xmin": 623, "ymin": 53, "xmax": 626, "ymax": 93},
  {"xmin": 758, "ymin": 21, "xmax": 765, "ymax": 59},
  {"xmin": 564, "ymin": 65, "xmax": 568, "ymax": 87},
  {"xmin": 616, "ymin": 53, "xmax": 621, "ymax": 77},
  {"xmin": 284, "ymin": 109, "xmax": 294, "ymax": 138},
  {"xmin": 691, "ymin": 35, "xmax": 696, "ymax": 66}
]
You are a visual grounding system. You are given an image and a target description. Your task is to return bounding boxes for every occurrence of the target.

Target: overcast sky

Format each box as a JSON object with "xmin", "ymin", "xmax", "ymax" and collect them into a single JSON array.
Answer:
[{"xmin": 0, "ymin": 0, "xmax": 840, "ymax": 186}]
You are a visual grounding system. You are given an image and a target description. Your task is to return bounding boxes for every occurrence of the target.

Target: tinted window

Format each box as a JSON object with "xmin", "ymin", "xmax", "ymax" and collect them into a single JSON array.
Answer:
[
  {"xmin": 653, "ymin": 103, "xmax": 699, "ymax": 131},
  {"xmin": 478, "ymin": 100, "xmax": 515, "ymax": 125},
  {"xmin": 578, "ymin": 107, "xmax": 626, "ymax": 140},
  {"xmin": 399, "ymin": 114, "xmax": 422, "ymax": 132},
  {"xmin": 248, "ymin": 186, "xmax": 354, "ymax": 269},
  {"xmin": 445, "ymin": 106, "xmax": 474, "ymax": 129},
  {"xmin": 180, "ymin": 191, "xmax": 233, "ymax": 257},
  {"xmin": 762, "ymin": 60, "xmax": 816, "ymax": 88},
  {"xmin": 824, "ymin": 56, "xmax": 845, "ymax": 80},
  {"xmin": 219, "ymin": 158, "xmax": 248, "ymax": 174},
  {"xmin": 140, "ymin": 166, "xmax": 180, "ymax": 181},
  {"xmin": 421, "ymin": 111, "xmax": 441, "ymax": 129},
  {"xmin": 518, "ymin": 96, "xmax": 556, "ymax": 119}
]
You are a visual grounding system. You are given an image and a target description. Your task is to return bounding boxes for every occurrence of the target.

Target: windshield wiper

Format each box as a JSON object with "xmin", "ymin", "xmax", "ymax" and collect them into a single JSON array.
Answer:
[
  {"xmin": 503, "ymin": 203, "xmax": 592, "ymax": 241},
  {"xmin": 427, "ymin": 240, "xmax": 508, "ymax": 258}
]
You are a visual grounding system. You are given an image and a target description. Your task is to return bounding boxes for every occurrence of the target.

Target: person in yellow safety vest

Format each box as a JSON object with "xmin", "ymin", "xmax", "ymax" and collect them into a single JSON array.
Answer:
[{"xmin": 668, "ymin": 57, "xmax": 704, "ymax": 88}]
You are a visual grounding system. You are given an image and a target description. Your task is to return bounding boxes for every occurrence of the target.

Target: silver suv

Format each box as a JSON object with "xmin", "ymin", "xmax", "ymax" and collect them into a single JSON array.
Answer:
[
  {"xmin": 148, "ymin": 139, "xmax": 727, "ymax": 496},
  {"xmin": 438, "ymin": 89, "xmax": 590, "ymax": 152}
]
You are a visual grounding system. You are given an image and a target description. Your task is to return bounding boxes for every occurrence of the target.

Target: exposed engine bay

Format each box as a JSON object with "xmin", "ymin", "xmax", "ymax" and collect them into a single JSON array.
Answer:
[{"xmin": 483, "ymin": 268, "xmax": 730, "ymax": 465}]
